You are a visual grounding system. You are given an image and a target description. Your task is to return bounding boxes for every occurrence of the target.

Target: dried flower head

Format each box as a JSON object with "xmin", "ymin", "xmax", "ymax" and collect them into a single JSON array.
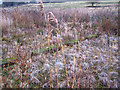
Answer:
[
  {"xmin": 39, "ymin": 0, "xmax": 44, "ymax": 10},
  {"xmin": 47, "ymin": 12, "xmax": 58, "ymax": 24}
]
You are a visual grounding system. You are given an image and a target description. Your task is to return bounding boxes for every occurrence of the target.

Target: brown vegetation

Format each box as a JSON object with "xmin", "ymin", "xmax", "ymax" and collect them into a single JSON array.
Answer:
[{"xmin": 1, "ymin": 1, "xmax": 119, "ymax": 89}]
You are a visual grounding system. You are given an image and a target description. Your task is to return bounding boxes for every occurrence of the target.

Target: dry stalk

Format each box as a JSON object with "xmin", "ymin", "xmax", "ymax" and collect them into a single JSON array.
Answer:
[
  {"xmin": 47, "ymin": 12, "xmax": 59, "ymax": 88},
  {"xmin": 89, "ymin": 39, "xmax": 95, "ymax": 88},
  {"xmin": 47, "ymin": 12, "xmax": 70, "ymax": 88},
  {"xmin": 108, "ymin": 36, "xmax": 112, "ymax": 88},
  {"xmin": 109, "ymin": 35, "xmax": 112, "ymax": 72},
  {"xmin": 39, "ymin": 0, "xmax": 47, "ymax": 23},
  {"xmin": 39, "ymin": 0, "xmax": 44, "ymax": 11},
  {"xmin": 77, "ymin": 62, "xmax": 82, "ymax": 88},
  {"xmin": 59, "ymin": 39, "xmax": 70, "ymax": 87},
  {"xmin": 72, "ymin": 13, "xmax": 78, "ymax": 88},
  {"xmin": 51, "ymin": 35, "xmax": 58, "ymax": 88},
  {"xmin": 77, "ymin": 45, "xmax": 82, "ymax": 88},
  {"xmin": 56, "ymin": 42, "xmax": 59, "ymax": 88},
  {"xmin": 105, "ymin": 37, "xmax": 110, "ymax": 88},
  {"xmin": 47, "ymin": 13, "xmax": 52, "ymax": 88},
  {"xmin": 56, "ymin": 17, "xmax": 70, "ymax": 88},
  {"xmin": 48, "ymin": 35, "xmax": 52, "ymax": 88}
]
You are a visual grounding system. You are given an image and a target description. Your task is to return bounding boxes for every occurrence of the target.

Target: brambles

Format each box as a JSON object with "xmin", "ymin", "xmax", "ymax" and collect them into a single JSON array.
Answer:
[
  {"xmin": 93, "ymin": 10, "xmax": 118, "ymax": 36},
  {"xmin": 102, "ymin": 18, "xmax": 118, "ymax": 35},
  {"xmin": 2, "ymin": 44, "xmax": 33, "ymax": 88},
  {"xmin": 10, "ymin": 10, "xmax": 45, "ymax": 29}
]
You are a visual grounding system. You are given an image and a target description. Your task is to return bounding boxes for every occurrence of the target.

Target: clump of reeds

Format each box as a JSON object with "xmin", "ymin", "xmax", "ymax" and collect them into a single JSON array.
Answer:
[{"xmin": 46, "ymin": 11, "xmax": 70, "ymax": 88}]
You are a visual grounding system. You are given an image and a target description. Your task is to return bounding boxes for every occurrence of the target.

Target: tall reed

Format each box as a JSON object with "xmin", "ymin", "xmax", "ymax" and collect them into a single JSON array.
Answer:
[
  {"xmin": 47, "ymin": 11, "xmax": 70, "ymax": 88},
  {"xmin": 72, "ymin": 12, "xmax": 78, "ymax": 88},
  {"xmin": 46, "ymin": 13, "xmax": 52, "ymax": 88}
]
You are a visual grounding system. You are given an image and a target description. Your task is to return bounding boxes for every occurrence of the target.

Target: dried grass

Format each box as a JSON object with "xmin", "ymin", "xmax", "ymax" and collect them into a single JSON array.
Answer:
[{"xmin": 1, "ymin": 1, "xmax": 119, "ymax": 88}]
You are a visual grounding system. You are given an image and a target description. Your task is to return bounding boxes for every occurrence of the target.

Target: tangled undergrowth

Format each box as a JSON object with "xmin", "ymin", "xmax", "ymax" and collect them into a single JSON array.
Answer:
[{"xmin": 1, "ymin": 0, "xmax": 119, "ymax": 89}]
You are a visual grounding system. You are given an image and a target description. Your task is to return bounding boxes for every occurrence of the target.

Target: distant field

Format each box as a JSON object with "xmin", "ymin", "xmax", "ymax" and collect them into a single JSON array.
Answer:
[
  {"xmin": 0, "ymin": 0, "xmax": 119, "ymax": 9},
  {"xmin": 43, "ymin": 0, "xmax": 119, "ymax": 8}
]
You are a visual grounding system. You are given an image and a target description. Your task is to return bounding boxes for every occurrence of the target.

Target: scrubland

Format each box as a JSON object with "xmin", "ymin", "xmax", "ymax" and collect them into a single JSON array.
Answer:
[{"xmin": 0, "ymin": 1, "xmax": 119, "ymax": 88}]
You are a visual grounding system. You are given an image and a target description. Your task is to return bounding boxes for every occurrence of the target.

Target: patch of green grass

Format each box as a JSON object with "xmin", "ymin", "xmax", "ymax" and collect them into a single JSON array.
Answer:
[
  {"xmin": 17, "ymin": 38, "xmax": 23, "ymax": 45},
  {"xmin": 85, "ymin": 34, "xmax": 99, "ymax": 39},
  {"xmin": 2, "ymin": 37, "xmax": 10, "ymax": 43},
  {"xmin": 1, "ymin": 56, "xmax": 16, "ymax": 64},
  {"xmin": 59, "ymin": 76, "xmax": 65, "ymax": 81},
  {"xmin": 1, "ymin": 58, "xmax": 8, "ymax": 64},
  {"xmin": 37, "ymin": 29, "xmax": 44, "ymax": 35},
  {"xmin": 66, "ymin": 40, "xmax": 78, "ymax": 44},
  {"xmin": 95, "ymin": 82, "xmax": 105, "ymax": 88},
  {"xmin": 32, "ymin": 34, "xmax": 100, "ymax": 54},
  {"xmin": 12, "ymin": 34, "xmax": 24, "ymax": 40},
  {"xmin": 46, "ymin": 45, "xmax": 57, "ymax": 50},
  {"xmin": 33, "ymin": 45, "xmax": 57, "ymax": 53},
  {"xmin": 99, "ymin": 83, "xmax": 104, "ymax": 88},
  {"xmin": 14, "ymin": 80, "xmax": 20, "ymax": 85},
  {"xmin": 52, "ymin": 30, "xmax": 57, "ymax": 36},
  {"xmin": 33, "ymin": 48, "xmax": 44, "ymax": 53},
  {"xmin": 64, "ymin": 34, "xmax": 100, "ymax": 45}
]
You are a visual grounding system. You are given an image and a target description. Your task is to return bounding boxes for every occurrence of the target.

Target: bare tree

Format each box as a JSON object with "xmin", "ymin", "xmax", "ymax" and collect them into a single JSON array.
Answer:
[{"xmin": 87, "ymin": 1, "xmax": 100, "ymax": 7}]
